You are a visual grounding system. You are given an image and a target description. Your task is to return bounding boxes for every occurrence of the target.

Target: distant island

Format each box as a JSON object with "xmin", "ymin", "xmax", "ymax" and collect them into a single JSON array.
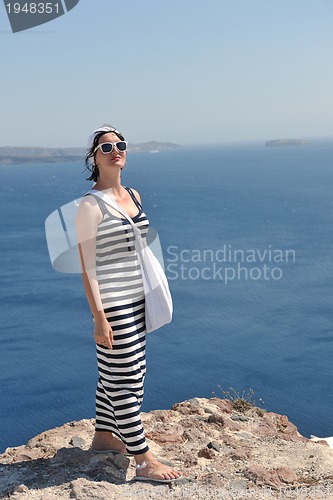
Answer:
[
  {"xmin": 0, "ymin": 141, "xmax": 182, "ymax": 165},
  {"xmin": 265, "ymin": 139, "xmax": 309, "ymax": 147}
]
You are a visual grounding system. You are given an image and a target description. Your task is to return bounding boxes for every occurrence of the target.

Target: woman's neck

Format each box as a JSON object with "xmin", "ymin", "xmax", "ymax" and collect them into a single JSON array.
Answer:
[{"xmin": 93, "ymin": 173, "xmax": 125, "ymax": 199}]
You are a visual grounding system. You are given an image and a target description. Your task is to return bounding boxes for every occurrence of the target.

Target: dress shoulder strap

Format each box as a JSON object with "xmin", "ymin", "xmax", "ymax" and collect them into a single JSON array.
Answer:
[{"xmin": 125, "ymin": 187, "xmax": 143, "ymax": 209}]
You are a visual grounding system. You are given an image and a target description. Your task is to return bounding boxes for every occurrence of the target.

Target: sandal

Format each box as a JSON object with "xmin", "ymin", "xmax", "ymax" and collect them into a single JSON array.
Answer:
[{"xmin": 134, "ymin": 460, "xmax": 183, "ymax": 483}]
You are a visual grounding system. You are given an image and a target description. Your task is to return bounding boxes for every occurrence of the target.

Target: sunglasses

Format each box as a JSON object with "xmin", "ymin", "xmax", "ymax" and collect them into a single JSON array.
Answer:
[{"xmin": 94, "ymin": 141, "xmax": 128, "ymax": 154}]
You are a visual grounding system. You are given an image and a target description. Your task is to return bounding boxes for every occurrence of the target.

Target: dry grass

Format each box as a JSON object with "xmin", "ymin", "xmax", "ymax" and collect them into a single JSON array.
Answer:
[{"xmin": 212, "ymin": 386, "xmax": 266, "ymax": 414}]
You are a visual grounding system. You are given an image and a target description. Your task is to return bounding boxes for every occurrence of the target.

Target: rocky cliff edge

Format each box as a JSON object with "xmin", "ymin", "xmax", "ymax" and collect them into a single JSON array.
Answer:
[{"xmin": 1, "ymin": 397, "xmax": 333, "ymax": 499}]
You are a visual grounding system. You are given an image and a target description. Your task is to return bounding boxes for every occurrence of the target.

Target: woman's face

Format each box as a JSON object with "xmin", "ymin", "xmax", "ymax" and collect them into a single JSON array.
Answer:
[{"xmin": 95, "ymin": 132, "xmax": 127, "ymax": 171}]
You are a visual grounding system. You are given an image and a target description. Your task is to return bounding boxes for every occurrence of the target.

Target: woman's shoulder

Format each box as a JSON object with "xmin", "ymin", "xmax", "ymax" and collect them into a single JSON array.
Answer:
[
  {"xmin": 79, "ymin": 192, "xmax": 101, "ymax": 208},
  {"xmin": 76, "ymin": 192, "xmax": 103, "ymax": 224}
]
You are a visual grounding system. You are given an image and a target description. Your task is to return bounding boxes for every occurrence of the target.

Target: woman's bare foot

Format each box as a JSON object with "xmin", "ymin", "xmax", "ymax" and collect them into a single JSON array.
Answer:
[
  {"xmin": 135, "ymin": 460, "xmax": 183, "ymax": 482},
  {"xmin": 91, "ymin": 431, "xmax": 127, "ymax": 454},
  {"xmin": 135, "ymin": 456, "xmax": 183, "ymax": 483}
]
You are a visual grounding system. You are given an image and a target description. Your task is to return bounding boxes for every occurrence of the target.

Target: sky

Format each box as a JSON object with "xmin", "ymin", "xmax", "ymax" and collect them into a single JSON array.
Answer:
[{"xmin": 1, "ymin": 0, "xmax": 333, "ymax": 147}]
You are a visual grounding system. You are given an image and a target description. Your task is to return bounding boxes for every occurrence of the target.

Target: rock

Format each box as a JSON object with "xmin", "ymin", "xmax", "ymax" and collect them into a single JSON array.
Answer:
[
  {"xmin": 231, "ymin": 414, "xmax": 249, "ymax": 422},
  {"xmin": 50, "ymin": 470, "xmax": 69, "ymax": 485},
  {"xmin": 145, "ymin": 430, "xmax": 183, "ymax": 446},
  {"xmin": 229, "ymin": 446, "xmax": 252, "ymax": 460},
  {"xmin": 276, "ymin": 466, "xmax": 298, "ymax": 484},
  {"xmin": 50, "ymin": 447, "xmax": 92, "ymax": 466},
  {"xmin": 26, "ymin": 435, "xmax": 47, "ymax": 448},
  {"xmin": 220, "ymin": 445, "xmax": 233, "ymax": 453},
  {"xmin": 223, "ymin": 418, "xmax": 241, "ymax": 431},
  {"xmin": 312, "ymin": 439, "xmax": 330, "ymax": 447},
  {"xmin": 84, "ymin": 466, "xmax": 116, "ymax": 482},
  {"xmin": 255, "ymin": 412, "xmax": 277, "ymax": 438},
  {"xmin": 182, "ymin": 427, "xmax": 209, "ymax": 446},
  {"xmin": 172, "ymin": 401, "xmax": 203, "ymax": 415},
  {"xmin": 221, "ymin": 471, "xmax": 233, "ymax": 479},
  {"xmin": 230, "ymin": 479, "xmax": 248, "ymax": 491},
  {"xmin": 255, "ymin": 412, "xmax": 307, "ymax": 443},
  {"xmin": 244, "ymin": 464, "xmax": 297, "ymax": 488},
  {"xmin": 207, "ymin": 441, "xmax": 221, "ymax": 452},
  {"xmin": 310, "ymin": 435, "xmax": 333, "ymax": 447},
  {"xmin": 13, "ymin": 448, "xmax": 42, "ymax": 462},
  {"xmin": 207, "ymin": 414, "xmax": 225, "ymax": 426},
  {"xmin": 204, "ymin": 408, "xmax": 214, "ymax": 414},
  {"xmin": 198, "ymin": 446, "xmax": 216, "ymax": 459},
  {"xmin": 70, "ymin": 478, "xmax": 119, "ymax": 499},
  {"xmin": 151, "ymin": 410, "xmax": 169, "ymax": 422},
  {"xmin": 219, "ymin": 432, "xmax": 238, "ymax": 448},
  {"xmin": 90, "ymin": 453, "xmax": 129, "ymax": 472},
  {"xmin": 181, "ymin": 453, "xmax": 198, "ymax": 467},
  {"xmin": 275, "ymin": 414, "xmax": 305, "ymax": 441},
  {"xmin": 186, "ymin": 398, "xmax": 201, "ymax": 406},
  {"xmin": 236, "ymin": 431, "xmax": 255, "ymax": 441},
  {"xmin": 13, "ymin": 484, "xmax": 29, "ymax": 493},
  {"xmin": 70, "ymin": 436, "xmax": 86, "ymax": 448},
  {"xmin": 202, "ymin": 473, "xmax": 225, "ymax": 487},
  {"xmin": 245, "ymin": 464, "xmax": 275, "ymax": 487},
  {"xmin": 209, "ymin": 397, "xmax": 233, "ymax": 413}
]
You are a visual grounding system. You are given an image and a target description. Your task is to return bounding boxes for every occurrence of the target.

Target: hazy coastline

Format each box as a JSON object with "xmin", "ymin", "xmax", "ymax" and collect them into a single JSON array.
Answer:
[{"xmin": 0, "ymin": 141, "xmax": 182, "ymax": 165}]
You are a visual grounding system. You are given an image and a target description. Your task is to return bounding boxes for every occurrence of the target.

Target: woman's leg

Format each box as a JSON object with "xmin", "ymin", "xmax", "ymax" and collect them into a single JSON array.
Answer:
[
  {"xmin": 94, "ymin": 343, "xmax": 182, "ymax": 480},
  {"xmin": 94, "ymin": 319, "xmax": 149, "ymax": 455},
  {"xmin": 92, "ymin": 378, "xmax": 128, "ymax": 452},
  {"xmin": 91, "ymin": 431, "xmax": 127, "ymax": 453}
]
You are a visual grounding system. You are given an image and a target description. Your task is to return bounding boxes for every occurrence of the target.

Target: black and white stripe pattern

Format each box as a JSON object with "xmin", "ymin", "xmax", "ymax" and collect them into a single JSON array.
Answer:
[{"xmin": 88, "ymin": 187, "xmax": 150, "ymax": 455}]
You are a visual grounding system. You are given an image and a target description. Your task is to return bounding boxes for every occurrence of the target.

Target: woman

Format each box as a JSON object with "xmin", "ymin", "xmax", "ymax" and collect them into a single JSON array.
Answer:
[{"xmin": 75, "ymin": 124, "xmax": 182, "ymax": 483}]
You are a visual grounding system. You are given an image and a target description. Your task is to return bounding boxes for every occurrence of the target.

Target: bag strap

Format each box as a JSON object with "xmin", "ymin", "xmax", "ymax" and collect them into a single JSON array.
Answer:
[{"xmin": 86, "ymin": 189, "xmax": 142, "ymax": 240}]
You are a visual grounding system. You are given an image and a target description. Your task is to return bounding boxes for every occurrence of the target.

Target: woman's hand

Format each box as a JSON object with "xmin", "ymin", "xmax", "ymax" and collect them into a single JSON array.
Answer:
[{"xmin": 94, "ymin": 317, "xmax": 114, "ymax": 349}]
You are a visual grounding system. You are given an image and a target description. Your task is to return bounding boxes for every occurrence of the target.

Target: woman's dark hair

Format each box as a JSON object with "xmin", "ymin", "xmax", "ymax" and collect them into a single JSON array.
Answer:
[{"xmin": 85, "ymin": 128, "xmax": 125, "ymax": 182}]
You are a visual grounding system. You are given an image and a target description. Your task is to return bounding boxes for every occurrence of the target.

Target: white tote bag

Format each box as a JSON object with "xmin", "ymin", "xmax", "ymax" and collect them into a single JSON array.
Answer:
[{"xmin": 87, "ymin": 189, "xmax": 173, "ymax": 333}]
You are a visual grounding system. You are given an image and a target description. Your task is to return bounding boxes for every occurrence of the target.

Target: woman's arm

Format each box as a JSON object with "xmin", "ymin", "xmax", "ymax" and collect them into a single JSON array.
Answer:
[{"xmin": 75, "ymin": 196, "xmax": 114, "ymax": 348}]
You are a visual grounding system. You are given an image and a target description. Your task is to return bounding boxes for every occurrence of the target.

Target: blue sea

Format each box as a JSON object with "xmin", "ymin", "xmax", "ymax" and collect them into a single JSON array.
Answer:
[{"xmin": 1, "ymin": 140, "xmax": 333, "ymax": 453}]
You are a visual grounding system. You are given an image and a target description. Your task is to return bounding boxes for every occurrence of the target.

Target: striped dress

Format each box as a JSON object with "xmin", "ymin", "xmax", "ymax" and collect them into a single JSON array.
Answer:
[{"xmin": 88, "ymin": 187, "xmax": 150, "ymax": 455}]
